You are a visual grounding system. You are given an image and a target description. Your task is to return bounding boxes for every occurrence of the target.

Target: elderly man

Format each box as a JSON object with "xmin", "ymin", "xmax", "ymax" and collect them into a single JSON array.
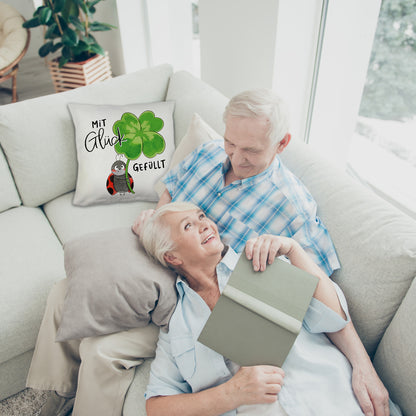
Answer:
[
  {"xmin": 134, "ymin": 89, "xmax": 338, "ymax": 276},
  {"xmin": 28, "ymin": 89, "xmax": 388, "ymax": 416}
]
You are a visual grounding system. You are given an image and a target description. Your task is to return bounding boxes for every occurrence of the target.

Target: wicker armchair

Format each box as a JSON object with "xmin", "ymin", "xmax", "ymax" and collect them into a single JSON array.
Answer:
[{"xmin": 0, "ymin": 2, "xmax": 30, "ymax": 103}]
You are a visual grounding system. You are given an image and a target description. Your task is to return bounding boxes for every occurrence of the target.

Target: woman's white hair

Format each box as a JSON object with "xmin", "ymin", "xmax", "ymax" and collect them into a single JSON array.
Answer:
[
  {"xmin": 140, "ymin": 201, "xmax": 200, "ymax": 267},
  {"xmin": 223, "ymin": 89, "xmax": 290, "ymax": 145}
]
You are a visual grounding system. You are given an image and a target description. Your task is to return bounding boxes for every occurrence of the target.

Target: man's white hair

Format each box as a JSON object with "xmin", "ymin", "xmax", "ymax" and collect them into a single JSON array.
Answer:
[
  {"xmin": 223, "ymin": 89, "xmax": 290, "ymax": 145},
  {"xmin": 140, "ymin": 201, "xmax": 200, "ymax": 267}
]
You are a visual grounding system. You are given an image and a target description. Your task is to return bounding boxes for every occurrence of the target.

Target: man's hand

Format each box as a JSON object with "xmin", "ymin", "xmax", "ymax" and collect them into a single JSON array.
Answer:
[
  {"xmin": 352, "ymin": 364, "xmax": 390, "ymax": 416},
  {"xmin": 225, "ymin": 365, "xmax": 284, "ymax": 408},
  {"xmin": 245, "ymin": 235, "xmax": 296, "ymax": 272},
  {"xmin": 132, "ymin": 209, "xmax": 155, "ymax": 236}
]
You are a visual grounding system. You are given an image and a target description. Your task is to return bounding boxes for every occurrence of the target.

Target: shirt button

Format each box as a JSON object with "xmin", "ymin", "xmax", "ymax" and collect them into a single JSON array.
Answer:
[{"xmin": 217, "ymin": 192, "xmax": 222, "ymax": 197}]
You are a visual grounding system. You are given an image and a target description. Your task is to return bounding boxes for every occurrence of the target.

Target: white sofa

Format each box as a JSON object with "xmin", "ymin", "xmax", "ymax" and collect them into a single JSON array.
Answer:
[{"xmin": 0, "ymin": 64, "xmax": 415, "ymax": 416}]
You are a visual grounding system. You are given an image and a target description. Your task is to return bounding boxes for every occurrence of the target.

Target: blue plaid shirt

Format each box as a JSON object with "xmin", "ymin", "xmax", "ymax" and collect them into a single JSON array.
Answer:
[{"xmin": 163, "ymin": 140, "xmax": 340, "ymax": 275}]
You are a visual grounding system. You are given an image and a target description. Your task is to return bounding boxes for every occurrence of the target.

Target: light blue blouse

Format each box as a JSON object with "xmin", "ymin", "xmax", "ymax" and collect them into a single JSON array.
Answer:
[{"xmin": 145, "ymin": 248, "xmax": 399, "ymax": 415}]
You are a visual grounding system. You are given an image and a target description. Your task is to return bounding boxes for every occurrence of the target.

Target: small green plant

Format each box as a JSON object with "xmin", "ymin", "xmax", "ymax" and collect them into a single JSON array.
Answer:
[{"xmin": 23, "ymin": 0, "xmax": 115, "ymax": 67}]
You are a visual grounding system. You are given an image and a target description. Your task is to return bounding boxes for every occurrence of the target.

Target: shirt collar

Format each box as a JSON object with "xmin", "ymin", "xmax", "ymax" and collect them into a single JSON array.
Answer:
[
  {"xmin": 175, "ymin": 246, "xmax": 239, "ymax": 295},
  {"xmin": 221, "ymin": 156, "xmax": 279, "ymax": 187}
]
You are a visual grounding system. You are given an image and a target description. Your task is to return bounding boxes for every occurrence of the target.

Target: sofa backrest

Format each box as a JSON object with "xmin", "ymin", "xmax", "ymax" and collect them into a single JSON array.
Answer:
[
  {"xmin": 166, "ymin": 70, "xmax": 229, "ymax": 144},
  {"xmin": 281, "ymin": 141, "xmax": 416, "ymax": 354},
  {"xmin": 0, "ymin": 64, "xmax": 173, "ymax": 207},
  {"xmin": 0, "ymin": 144, "xmax": 21, "ymax": 213},
  {"xmin": 280, "ymin": 141, "xmax": 416, "ymax": 414},
  {"xmin": 373, "ymin": 277, "xmax": 416, "ymax": 416}
]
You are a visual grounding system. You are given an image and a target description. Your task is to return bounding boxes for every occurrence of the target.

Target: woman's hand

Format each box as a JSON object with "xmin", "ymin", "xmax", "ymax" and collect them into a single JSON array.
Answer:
[
  {"xmin": 245, "ymin": 235, "xmax": 297, "ymax": 271},
  {"xmin": 351, "ymin": 360, "xmax": 390, "ymax": 416},
  {"xmin": 132, "ymin": 209, "xmax": 156, "ymax": 236},
  {"xmin": 225, "ymin": 365, "xmax": 284, "ymax": 407}
]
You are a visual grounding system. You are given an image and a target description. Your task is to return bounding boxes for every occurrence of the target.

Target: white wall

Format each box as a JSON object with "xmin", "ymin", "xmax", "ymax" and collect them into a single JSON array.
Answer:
[
  {"xmin": 93, "ymin": 0, "xmax": 124, "ymax": 75},
  {"xmin": 147, "ymin": 0, "xmax": 194, "ymax": 72},
  {"xmin": 273, "ymin": 0, "xmax": 322, "ymax": 143},
  {"xmin": 199, "ymin": 0, "xmax": 280, "ymax": 98},
  {"xmin": 198, "ymin": 0, "xmax": 323, "ymax": 144},
  {"xmin": 106, "ymin": 0, "xmax": 150, "ymax": 75}
]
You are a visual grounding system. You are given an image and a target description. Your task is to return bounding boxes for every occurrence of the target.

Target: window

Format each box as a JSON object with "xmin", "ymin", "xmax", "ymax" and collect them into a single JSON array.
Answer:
[{"xmin": 347, "ymin": 0, "xmax": 416, "ymax": 218}]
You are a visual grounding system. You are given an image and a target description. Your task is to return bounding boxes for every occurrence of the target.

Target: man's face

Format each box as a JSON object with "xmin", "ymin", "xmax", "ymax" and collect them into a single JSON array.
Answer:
[
  {"xmin": 224, "ymin": 116, "xmax": 279, "ymax": 179},
  {"xmin": 163, "ymin": 209, "xmax": 224, "ymax": 267}
]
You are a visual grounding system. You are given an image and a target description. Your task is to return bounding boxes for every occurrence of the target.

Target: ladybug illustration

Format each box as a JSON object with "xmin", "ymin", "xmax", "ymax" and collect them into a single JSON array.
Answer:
[{"xmin": 106, "ymin": 160, "xmax": 134, "ymax": 195}]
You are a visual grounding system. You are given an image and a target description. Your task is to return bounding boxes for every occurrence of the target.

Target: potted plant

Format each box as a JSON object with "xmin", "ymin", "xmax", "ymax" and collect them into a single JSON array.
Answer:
[{"xmin": 23, "ymin": 0, "xmax": 115, "ymax": 92}]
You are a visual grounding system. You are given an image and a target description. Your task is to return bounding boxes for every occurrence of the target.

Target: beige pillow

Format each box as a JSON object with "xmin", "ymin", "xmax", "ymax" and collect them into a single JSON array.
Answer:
[
  {"xmin": 56, "ymin": 227, "xmax": 177, "ymax": 341},
  {"xmin": 154, "ymin": 113, "xmax": 223, "ymax": 196}
]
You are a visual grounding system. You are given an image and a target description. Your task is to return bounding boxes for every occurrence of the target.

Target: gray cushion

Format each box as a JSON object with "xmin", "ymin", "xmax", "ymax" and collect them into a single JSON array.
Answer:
[
  {"xmin": 56, "ymin": 227, "xmax": 177, "ymax": 341},
  {"xmin": 166, "ymin": 70, "xmax": 228, "ymax": 145},
  {"xmin": 0, "ymin": 207, "xmax": 64, "ymax": 364},
  {"xmin": 0, "ymin": 64, "xmax": 173, "ymax": 207},
  {"xmin": 373, "ymin": 277, "xmax": 416, "ymax": 416},
  {"xmin": 0, "ymin": 145, "xmax": 20, "ymax": 213},
  {"xmin": 280, "ymin": 141, "xmax": 416, "ymax": 356}
]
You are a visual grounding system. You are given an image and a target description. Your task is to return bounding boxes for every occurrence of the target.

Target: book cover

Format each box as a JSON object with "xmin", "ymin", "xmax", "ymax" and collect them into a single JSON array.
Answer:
[{"xmin": 198, "ymin": 255, "xmax": 319, "ymax": 367}]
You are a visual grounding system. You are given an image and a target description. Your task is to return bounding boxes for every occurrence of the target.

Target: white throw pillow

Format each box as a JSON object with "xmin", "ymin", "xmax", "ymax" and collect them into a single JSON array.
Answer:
[
  {"xmin": 154, "ymin": 113, "xmax": 223, "ymax": 196},
  {"xmin": 69, "ymin": 101, "xmax": 175, "ymax": 206}
]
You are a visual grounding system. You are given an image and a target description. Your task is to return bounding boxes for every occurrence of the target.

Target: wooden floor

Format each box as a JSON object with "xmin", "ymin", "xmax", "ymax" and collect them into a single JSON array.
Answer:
[{"xmin": 0, "ymin": 56, "xmax": 56, "ymax": 106}]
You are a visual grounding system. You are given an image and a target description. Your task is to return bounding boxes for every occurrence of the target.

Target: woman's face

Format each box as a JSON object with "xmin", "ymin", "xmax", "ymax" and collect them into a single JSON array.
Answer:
[{"xmin": 162, "ymin": 209, "xmax": 224, "ymax": 267}]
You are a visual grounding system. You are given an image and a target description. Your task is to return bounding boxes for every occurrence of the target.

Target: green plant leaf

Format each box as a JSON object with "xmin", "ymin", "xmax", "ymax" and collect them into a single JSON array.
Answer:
[
  {"xmin": 74, "ymin": 0, "xmax": 89, "ymax": 14},
  {"xmin": 58, "ymin": 15, "xmax": 68, "ymax": 32},
  {"xmin": 38, "ymin": 41, "xmax": 53, "ymax": 57},
  {"xmin": 61, "ymin": 45, "xmax": 72, "ymax": 59},
  {"xmin": 112, "ymin": 112, "xmax": 166, "ymax": 160},
  {"xmin": 23, "ymin": 17, "xmax": 40, "ymax": 28},
  {"xmin": 74, "ymin": 40, "xmax": 90, "ymax": 52},
  {"xmin": 62, "ymin": 0, "xmax": 80, "ymax": 21},
  {"xmin": 51, "ymin": 42, "xmax": 63, "ymax": 53},
  {"xmin": 58, "ymin": 55, "xmax": 69, "ymax": 67},
  {"xmin": 53, "ymin": 0, "xmax": 65, "ymax": 14},
  {"xmin": 89, "ymin": 22, "xmax": 115, "ymax": 31},
  {"xmin": 39, "ymin": 7, "xmax": 53, "ymax": 24},
  {"xmin": 88, "ymin": 0, "xmax": 102, "ymax": 8},
  {"xmin": 68, "ymin": 16, "xmax": 84, "ymax": 32},
  {"xmin": 44, "ymin": 23, "xmax": 59, "ymax": 39},
  {"xmin": 89, "ymin": 43, "xmax": 105, "ymax": 55},
  {"xmin": 83, "ymin": 34, "xmax": 95, "ymax": 45},
  {"xmin": 62, "ymin": 28, "xmax": 79, "ymax": 46}
]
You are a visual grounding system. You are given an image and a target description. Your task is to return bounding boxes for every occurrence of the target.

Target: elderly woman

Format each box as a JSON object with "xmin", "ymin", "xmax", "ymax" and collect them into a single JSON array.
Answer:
[{"xmin": 140, "ymin": 202, "xmax": 400, "ymax": 416}]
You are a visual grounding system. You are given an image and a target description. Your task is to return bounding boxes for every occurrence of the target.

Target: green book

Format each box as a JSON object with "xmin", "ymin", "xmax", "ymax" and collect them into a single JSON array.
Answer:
[{"xmin": 198, "ymin": 255, "xmax": 319, "ymax": 367}]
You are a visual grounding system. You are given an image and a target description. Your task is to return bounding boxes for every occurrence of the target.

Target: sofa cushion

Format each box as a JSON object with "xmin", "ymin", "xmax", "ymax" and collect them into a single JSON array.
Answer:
[
  {"xmin": 373, "ymin": 277, "xmax": 416, "ymax": 416},
  {"xmin": 154, "ymin": 113, "xmax": 222, "ymax": 196},
  {"xmin": 123, "ymin": 358, "xmax": 153, "ymax": 416},
  {"xmin": 0, "ymin": 64, "xmax": 173, "ymax": 207},
  {"xmin": 280, "ymin": 141, "xmax": 416, "ymax": 356},
  {"xmin": 0, "ymin": 144, "xmax": 20, "ymax": 213},
  {"xmin": 43, "ymin": 192, "xmax": 155, "ymax": 244},
  {"xmin": 0, "ymin": 206, "xmax": 65, "ymax": 364},
  {"xmin": 56, "ymin": 227, "xmax": 177, "ymax": 341},
  {"xmin": 68, "ymin": 101, "xmax": 175, "ymax": 206},
  {"xmin": 166, "ymin": 70, "xmax": 228, "ymax": 146}
]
